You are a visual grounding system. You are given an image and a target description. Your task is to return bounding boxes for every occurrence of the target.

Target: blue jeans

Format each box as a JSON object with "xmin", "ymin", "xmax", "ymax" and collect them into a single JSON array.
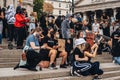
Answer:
[
  {"xmin": 0, "ymin": 34, "xmax": 2, "ymax": 44},
  {"xmin": 113, "ymin": 57, "xmax": 120, "ymax": 65}
]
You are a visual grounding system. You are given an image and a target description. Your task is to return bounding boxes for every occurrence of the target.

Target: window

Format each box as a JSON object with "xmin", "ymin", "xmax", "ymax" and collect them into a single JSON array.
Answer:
[
  {"xmin": 59, "ymin": 3, "xmax": 61, "ymax": 7},
  {"xmin": 59, "ymin": 10, "xmax": 61, "ymax": 14},
  {"xmin": 66, "ymin": 11, "xmax": 68, "ymax": 14},
  {"xmin": 4, "ymin": 0, "xmax": 7, "ymax": 7},
  {"xmin": 66, "ymin": 4, "xmax": 68, "ymax": 8}
]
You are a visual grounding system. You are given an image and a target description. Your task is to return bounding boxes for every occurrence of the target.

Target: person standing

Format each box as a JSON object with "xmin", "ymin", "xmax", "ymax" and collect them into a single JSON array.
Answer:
[
  {"xmin": 40, "ymin": 13, "xmax": 48, "ymax": 36},
  {"xmin": 2, "ymin": 7, "xmax": 7, "ymax": 39},
  {"xmin": 111, "ymin": 28, "xmax": 120, "ymax": 65},
  {"xmin": 61, "ymin": 14, "xmax": 72, "ymax": 39},
  {"xmin": 0, "ymin": 7, "xmax": 4, "ymax": 49},
  {"xmin": 29, "ymin": 12, "xmax": 36, "ymax": 33},
  {"xmin": 61, "ymin": 14, "xmax": 73, "ymax": 65},
  {"xmin": 14, "ymin": 6, "xmax": 29, "ymax": 49},
  {"xmin": 92, "ymin": 19, "xmax": 100, "ymax": 34},
  {"xmin": 6, "ymin": 4, "xmax": 16, "ymax": 49}
]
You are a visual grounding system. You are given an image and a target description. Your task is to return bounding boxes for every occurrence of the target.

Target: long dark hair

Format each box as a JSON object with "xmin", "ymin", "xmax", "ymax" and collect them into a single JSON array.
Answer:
[
  {"xmin": 84, "ymin": 43, "xmax": 91, "ymax": 53},
  {"xmin": 76, "ymin": 30, "xmax": 83, "ymax": 39},
  {"xmin": 16, "ymin": 6, "xmax": 23, "ymax": 14}
]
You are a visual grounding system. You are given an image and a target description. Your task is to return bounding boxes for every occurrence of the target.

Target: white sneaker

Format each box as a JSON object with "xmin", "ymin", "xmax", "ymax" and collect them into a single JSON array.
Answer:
[
  {"xmin": 74, "ymin": 71, "xmax": 81, "ymax": 77},
  {"xmin": 70, "ymin": 67, "xmax": 74, "ymax": 76}
]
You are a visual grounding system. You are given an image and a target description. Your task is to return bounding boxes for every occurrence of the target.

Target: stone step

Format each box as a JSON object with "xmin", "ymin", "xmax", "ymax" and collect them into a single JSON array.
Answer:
[
  {"xmin": 40, "ymin": 75, "xmax": 120, "ymax": 80},
  {"xmin": 0, "ymin": 63, "xmax": 120, "ymax": 80},
  {"xmin": 0, "ymin": 68, "xmax": 70, "ymax": 80},
  {"xmin": 0, "ymin": 48, "xmax": 112, "ymax": 68},
  {"xmin": 92, "ymin": 59, "xmax": 112, "ymax": 63},
  {"xmin": 0, "ymin": 49, "xmax": 22, "ymax": 58},
  {"xmin": 1, "ymin": 39, "xmax": 25, "ymax": 48},
  {"xmin": 102, "ymin": 76, "xmax": 120, "ymax": 80},
  {"xmin": 0, "ymin": 60, "xmax": 113, "ymax": 68},
  {"xmin": 0, "ymin": 58, "xmax": 20, "ymax": 63},
  {"xmin": 0, "ymin": 53, "xmax": 112, "ymax": 68},
  {"xmin": 102, "ymin": 70, "xmax": 120, "ymax": 79},
  {"xmin": 0, "ymin": 62, "xmax": 18, "ymax": 68},
  {"xmin": 100, "ymin": 63, "xmax": 120, "ymax": 71},
  {"xmin": 0, "ymin": 58, "xmax": 112, "ymax": 68},
  {"xmin": 94, "ymin": 54, "xmax": 112, "ymax": 59},
  {"xmin": 41, "ymin": 76, "xmax": 92, "ymax": 80}
]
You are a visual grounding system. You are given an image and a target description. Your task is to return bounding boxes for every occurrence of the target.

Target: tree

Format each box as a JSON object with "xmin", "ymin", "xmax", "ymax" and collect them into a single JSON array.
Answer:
[
  {"xmin": 33, "ymin": 0, "xmax": 43, "ymax": 20},
  {"xmin": 43, "ymin": 2, "xmax": 54, "ymax": 14}
]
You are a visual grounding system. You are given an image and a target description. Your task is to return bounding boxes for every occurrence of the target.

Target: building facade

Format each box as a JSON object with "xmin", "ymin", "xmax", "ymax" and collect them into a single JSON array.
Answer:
[
  {"xmin": 74, "ymin": 0, "xmax": 120, "ymax": 20},
  {"xmin": 44, "ymin": 0, "xmax": 72, "ymax": 17},
  {"xmin": 0, "ymin": 0, "xmax": 33, "ymax": 16}
]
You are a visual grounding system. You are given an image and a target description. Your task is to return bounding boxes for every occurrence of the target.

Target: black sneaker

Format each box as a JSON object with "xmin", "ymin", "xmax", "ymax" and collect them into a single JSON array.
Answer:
[
  {"xmin": 39, "ymin": 67, "xmax": 42, "ymax": 71},
  {"xmin": 60, "ymin": 64, "xmax": 67, "ymax": 68},
  {"xmin": 14, "ymin": 63, "xmax": 19, "ymax": 70},
  {"xmin": 92, "ymin": 76, "xmax": 102, "ymax": 80},
  {"xmin": 49, "ymin": 63, "xmax": 57, "ymax": 70},
  {"xmin": 28, "ymin": 68, "xmax": 38, "ymax": 71},
  {"xmin": 8, "ymin": 43, "xmax": 13, "ymax": 50}
]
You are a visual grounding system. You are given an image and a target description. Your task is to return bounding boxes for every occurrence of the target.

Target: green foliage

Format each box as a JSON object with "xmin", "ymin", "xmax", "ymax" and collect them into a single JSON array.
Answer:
[{"xmin": 33, "ymin": 0, "xmax": 44, "ymax": 20}]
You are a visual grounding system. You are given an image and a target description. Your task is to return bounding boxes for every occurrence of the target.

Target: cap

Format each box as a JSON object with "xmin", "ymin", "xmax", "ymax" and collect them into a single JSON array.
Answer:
[{"xmin": 75, "ymin": 38, "xmax": 86, "ymax": 46}]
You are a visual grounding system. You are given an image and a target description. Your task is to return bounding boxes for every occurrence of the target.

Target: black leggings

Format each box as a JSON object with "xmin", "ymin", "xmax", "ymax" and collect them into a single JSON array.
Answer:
[
  {"xmin": 89, "ymin": 62, "xmax": 103, "ymax": 75},
  {"xmin": 26, "ymin": 50, "xmax": 41, "ymax": 69},
  {"xmin": 15, "ymin": 27, "xmax": 25, "ymax": 47}
]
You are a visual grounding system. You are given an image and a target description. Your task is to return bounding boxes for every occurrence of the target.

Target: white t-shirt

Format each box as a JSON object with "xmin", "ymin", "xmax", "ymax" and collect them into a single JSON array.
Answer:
[{"xmin": 92, "ymin": 23, "xmax": 100, "ymax": 33}]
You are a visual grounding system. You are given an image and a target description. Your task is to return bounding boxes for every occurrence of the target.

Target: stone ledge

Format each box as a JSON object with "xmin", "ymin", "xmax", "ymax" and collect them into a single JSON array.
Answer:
[{"xmin": 0, "ymin": 63, "xmax": 120, "ymax": 80}]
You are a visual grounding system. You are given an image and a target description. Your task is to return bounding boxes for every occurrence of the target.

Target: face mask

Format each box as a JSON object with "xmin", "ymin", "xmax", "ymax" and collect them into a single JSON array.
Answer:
[
  {"xmin": 36, "ymin": 34, "xmax": 39, "ymax": 38},
  {"xmin": 56, "ymin": 34, "xmax": 60, "ymax": 38},
  {"xmin": 50, "ymin": 31, "xmax": 54, "ymax": 34}
]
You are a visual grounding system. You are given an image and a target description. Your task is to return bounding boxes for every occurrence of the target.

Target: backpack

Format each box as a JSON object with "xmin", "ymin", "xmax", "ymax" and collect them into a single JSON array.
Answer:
[{"xmin": 68, "ymin": 50, "xmax": 74, "ymax": 66}]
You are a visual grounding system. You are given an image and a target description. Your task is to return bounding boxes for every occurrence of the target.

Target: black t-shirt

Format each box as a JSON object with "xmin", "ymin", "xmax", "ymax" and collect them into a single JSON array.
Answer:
[
  {"xmin": 73, "ymin": 47, "xmax": 84, "ymax": 61},
  {"xmin": 54, "ymin": 39, "xmax": 58, "ymax": 46},
  {"xmin": 42, "ymin": 36, "xmax": 56, "ymax": 48},
  {"xmin": 111, "ymin": 31, "xmax": 120, "ymax": 57},
  {"xmin": 111, "ymin": 31, "xmax": 120, "ymax": 47},
  {"xmin": 102, "ymin": 15, "xmax": 108, "ymax": 19},
  {"xmin": 55, "ymin": 19, "xmax": 62, "ymax": 28}
]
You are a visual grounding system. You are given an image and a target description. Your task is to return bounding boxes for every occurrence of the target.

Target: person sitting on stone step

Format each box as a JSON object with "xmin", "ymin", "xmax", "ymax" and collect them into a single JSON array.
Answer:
[
  {"xmin": 38, "ymin": 27, "xmax": 58, "ymax": 70},
  {"xmin": 83, "ymin": 43, "xmax": 103, "ymax": 79},
  {"xmin": 14, "ymin": 27, "xmax": 43, "ymax": 71}
]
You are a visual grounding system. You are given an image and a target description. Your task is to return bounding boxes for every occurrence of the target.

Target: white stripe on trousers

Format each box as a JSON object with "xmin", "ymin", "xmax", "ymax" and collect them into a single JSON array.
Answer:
[{"xmin": 74, "ymin": 61, "xmax": 92, "ymax": 72}]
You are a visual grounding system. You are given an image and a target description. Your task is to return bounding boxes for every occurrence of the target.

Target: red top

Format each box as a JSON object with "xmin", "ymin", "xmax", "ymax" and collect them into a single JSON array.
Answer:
[{"xmin": 14, "ymin": 14, "xmax": 29, "ymax": 28}]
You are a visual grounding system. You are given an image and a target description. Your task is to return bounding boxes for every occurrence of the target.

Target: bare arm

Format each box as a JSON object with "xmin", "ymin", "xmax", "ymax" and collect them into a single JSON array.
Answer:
[
  {"xmin": 0, "ymin": 12, "xmax": 4, "ymax": 19},
  {"xmin": 75, "ymin": 55, "xmax": 88, "ymax": 61},
  {"xmin": 30, "ymin": 42, "xmax": 40, "ymax": 50},
  {"xmin": 85, "ymin": 44, "xmax": 98, "ymax": 58}
]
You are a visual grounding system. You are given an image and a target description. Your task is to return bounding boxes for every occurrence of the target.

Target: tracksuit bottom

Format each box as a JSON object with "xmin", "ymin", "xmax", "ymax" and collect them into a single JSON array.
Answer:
[{"xmin": 73, "ymin": 61, "xmax": 103, "ymax": 76}]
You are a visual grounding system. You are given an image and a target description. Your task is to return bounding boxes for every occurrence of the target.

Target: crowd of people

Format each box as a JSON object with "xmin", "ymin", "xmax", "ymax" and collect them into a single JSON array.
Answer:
[{"xmin": 0, "ymin": 4, "xmax": 120, "ymax": 80}]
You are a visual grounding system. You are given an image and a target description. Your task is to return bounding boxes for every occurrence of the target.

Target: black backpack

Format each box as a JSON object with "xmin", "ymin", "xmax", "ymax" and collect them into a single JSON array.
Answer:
[{"xmin": 68, "ymin": 50, "xmax": 74, "ymax": 66}]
